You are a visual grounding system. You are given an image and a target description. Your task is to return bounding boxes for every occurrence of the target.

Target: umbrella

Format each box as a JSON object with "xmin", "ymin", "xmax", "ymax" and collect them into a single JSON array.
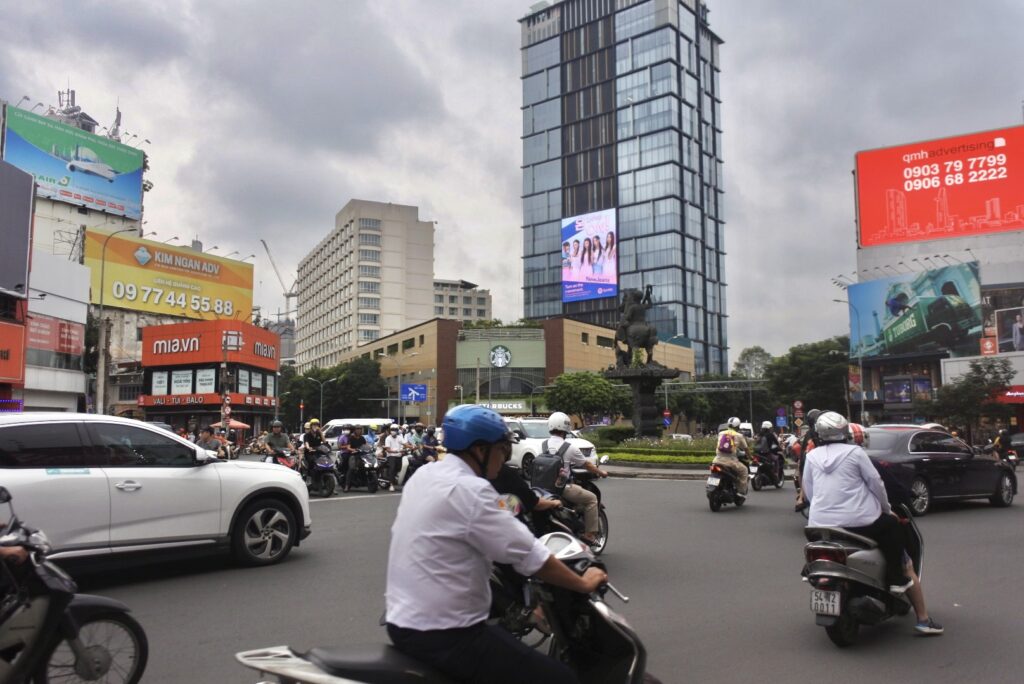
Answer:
[{"xmin": 209, "ymin": 419, "xmax": 251, "ymax": 430}]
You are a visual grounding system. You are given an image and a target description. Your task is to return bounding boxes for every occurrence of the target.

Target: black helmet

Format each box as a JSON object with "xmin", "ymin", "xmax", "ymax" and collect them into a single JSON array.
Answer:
[
  {"xmin": 270, "ymin": 420, "xmax": 284, "ymax": 429},
  {"xmin": 806, "ymin": 409, "xmax": 822, "ymax": 429}
]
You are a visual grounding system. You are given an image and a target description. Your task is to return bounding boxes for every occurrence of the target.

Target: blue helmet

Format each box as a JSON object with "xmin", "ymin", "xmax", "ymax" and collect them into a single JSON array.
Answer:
[{"xmin": 442, "ymin": 405, "xmax": 511, "ymax": 452}]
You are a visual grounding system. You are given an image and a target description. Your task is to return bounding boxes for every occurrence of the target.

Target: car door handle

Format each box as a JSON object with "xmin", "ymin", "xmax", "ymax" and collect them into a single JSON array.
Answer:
[{"xmin": 114, "ymin": 480, "xmax": 142, "ymax": 492}]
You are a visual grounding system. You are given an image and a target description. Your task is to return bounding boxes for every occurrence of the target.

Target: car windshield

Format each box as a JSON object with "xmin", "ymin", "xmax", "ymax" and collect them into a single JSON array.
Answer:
[
  {"xmin": 863, "ymin": 428, "xmax": 909, "ymax": 456},
  {"xmin": 519, "ymin": 421, "xmax": 550, "ymax": 439}
]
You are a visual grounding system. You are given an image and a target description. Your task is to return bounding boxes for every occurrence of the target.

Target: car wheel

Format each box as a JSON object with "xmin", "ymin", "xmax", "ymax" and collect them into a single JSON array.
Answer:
[
  {"xmin": 910, "ymin": 477, "xmax": 931, "ymax": 516},
  {"xmin": 232, "ymin": 499, "xmax": 296, "ymax": 566},
  {"xmin": 521, "ymin": 453, "xmax": 534, "ymax": 480},
  {"xmin": 990, "ymin": 473, "xmax": 1014, "ymax": 508}
]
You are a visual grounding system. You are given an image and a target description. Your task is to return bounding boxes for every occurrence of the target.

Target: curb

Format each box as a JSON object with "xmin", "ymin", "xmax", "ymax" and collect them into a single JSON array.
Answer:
[{"xmin": 607, "ymin": 470, "xmax": 707, "ymax": 480}]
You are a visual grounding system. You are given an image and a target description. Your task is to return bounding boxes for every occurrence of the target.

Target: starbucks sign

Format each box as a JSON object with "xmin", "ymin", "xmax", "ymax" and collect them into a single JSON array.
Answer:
[{"xmin": 489, "ymin": 345, "xmax": 512, "ymax": 368}]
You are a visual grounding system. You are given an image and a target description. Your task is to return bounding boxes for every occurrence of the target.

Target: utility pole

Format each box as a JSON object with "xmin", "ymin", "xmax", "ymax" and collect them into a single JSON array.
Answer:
[
  {"xmin": 475, "ymin": 357, "xmax": 480, "ymax": 404},
  {"xmin": 95, "ymin": 227, "xmax": 137, "ymax": 414}
]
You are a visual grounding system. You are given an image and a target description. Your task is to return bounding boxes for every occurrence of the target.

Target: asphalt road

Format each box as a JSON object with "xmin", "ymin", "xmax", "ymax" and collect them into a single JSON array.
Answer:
[{"xmin": 75, "ymin": 477, "xmax": 1024, "ymax": 683}]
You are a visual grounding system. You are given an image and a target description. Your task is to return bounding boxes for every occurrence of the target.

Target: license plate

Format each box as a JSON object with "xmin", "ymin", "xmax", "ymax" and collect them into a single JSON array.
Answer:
[
  {"xmin": 810, "ymin": 590, "xmax": 840, "ymax": 616},
  {"xmin": 706, "ymin": 476, "xmax": 720, "ymax": 486},
  {"xmin": 749, "ymin": 466, "xmax": 758, "ymax": 474}
]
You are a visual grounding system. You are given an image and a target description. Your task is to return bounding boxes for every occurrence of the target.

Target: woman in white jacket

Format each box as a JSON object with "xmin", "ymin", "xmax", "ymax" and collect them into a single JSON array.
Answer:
[{"xmin": 803, "ymin": 412, "xmax": 943, "ymax": 635}]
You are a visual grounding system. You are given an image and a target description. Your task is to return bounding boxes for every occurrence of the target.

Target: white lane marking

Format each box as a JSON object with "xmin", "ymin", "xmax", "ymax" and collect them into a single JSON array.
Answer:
[{"xmin": 310, "ymin": 494, "xmax": 393, "ymax": 503}]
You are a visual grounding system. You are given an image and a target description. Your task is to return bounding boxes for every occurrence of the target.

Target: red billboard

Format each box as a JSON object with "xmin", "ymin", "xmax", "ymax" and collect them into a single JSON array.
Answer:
[
  {"xmin": 0, "ymin": 320, "xmax": 26, "ymax": 384},
  {"xmin": 856, "ymin": 125, "xmax": 1024, "ymax": 247},
  {"xmin": 26, "ymin": 314, "xmax": 85, "ymax": 355},
  {"xmin": 141, "ymin": 320, "xmax": 280, "ymax": 372}
]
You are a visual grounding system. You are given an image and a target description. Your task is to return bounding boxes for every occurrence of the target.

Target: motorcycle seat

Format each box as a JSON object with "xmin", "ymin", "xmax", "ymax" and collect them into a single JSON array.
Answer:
[
  {"xmin": 804, "ymin": 527, "xmax": 877, "ymax": 548},
  {"xmin": 305, "ymin": 645, "xmax": 454, "ymax": 683}
]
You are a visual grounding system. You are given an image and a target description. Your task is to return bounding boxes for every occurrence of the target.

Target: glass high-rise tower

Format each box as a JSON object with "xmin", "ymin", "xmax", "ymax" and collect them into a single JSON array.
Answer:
[{"xmin": 520, "ymin": 0, "xmax": 727, "ymax": 375}]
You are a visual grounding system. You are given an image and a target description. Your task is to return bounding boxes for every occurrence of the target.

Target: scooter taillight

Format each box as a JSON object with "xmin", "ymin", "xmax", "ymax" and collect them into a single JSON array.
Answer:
[
  {"xmin": 752, "ymin": 455, "xmax": 761, "ymax": 464},
  {"xmin": 805, "ymin": 546, "xmax": 847, "ymax": 564},
  {"xmin": 710, "ymin": 464, "xmax": 722, "ymax": 473}
]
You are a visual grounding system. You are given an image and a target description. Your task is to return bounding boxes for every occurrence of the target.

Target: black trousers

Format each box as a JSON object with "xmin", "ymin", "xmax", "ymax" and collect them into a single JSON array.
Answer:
[
  {"xmin": 387, "ymin": 622, "xmax": 579, "ymax": 684},
  {"xmin": 847, "ymin": 513, "xmax": 910, "ymax": 585}
]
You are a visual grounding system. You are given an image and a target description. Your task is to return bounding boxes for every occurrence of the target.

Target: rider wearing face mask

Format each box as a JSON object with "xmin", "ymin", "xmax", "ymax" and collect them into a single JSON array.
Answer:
[{"xmin": 384, "ymin": 404, "xmax": 606, "ymax": 683}]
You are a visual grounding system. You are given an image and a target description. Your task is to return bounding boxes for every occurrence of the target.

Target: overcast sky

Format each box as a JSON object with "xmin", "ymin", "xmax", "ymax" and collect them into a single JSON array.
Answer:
[{"xmin": 2, "ymin": 0, "xmax": 1022, "ymax": 363}]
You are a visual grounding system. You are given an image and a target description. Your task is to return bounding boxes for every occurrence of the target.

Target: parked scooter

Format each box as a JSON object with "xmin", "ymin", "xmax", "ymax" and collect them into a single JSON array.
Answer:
[
  {"xmin": 0, "ymin": 486, "xmax": 148, "ymax": 683},
  {"xmin": 706, "ymin": 452, "xmax": 749, "ymax": 511},
  {"xmin": 235, "ymin": 531, "xmax": 660, "ymax": 683},
  {"xmin": 802, "ymin": 503, "xmax": 922, "ymax": 647},
  {"xmin": 301, "ymin": 444, "xmax": 338, "ymax": 498},
  {"xmin": 342, "ymin": 447, "xmax": 380, "ymax": 493}
]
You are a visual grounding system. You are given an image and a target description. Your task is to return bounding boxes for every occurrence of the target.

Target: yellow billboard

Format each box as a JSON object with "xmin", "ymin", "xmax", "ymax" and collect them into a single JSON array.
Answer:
[{"xmin": 84, "ymin": 229, "xmax": 254, "ymax": 320}]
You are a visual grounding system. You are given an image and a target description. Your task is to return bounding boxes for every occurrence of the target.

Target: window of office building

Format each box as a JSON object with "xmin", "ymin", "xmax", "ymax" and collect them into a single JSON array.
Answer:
[
  {"xmin": 358, "ymin": 249, "xmax": 380, "ymax": 262},
  {"xmin": 358, "ymin": 265, "xmax": 380, "ymax": 278},
  {"xmin": 615, "ymin": 0, "xmax": 656, "ymax": 42},
  {"xmin": 358, "ymin": 296, "xmax": 380, "ymax": 309},
  {"xmin": 358, "ymin": 218, "xmax": 381, "ymax": 230},
  {"xmin": 359, "ymin": 232, "xmax": 381, "ymax": 246},
  {"xmin": 358, "ymin": 280, "xmax": 379, "ymax": 294},
  {"xmin": 358, "ymin": 313, "xmax": 379, "ymax": 326}
]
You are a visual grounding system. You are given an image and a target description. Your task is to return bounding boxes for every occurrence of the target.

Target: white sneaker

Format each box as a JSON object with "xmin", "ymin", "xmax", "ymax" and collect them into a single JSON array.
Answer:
[
  {"xmin": 889, "ymin": 579, "xmax": 913, "ymax": 594},
  {"xmin": 389, "ymin": 485, "xmax": 396, "ymax": 492}
]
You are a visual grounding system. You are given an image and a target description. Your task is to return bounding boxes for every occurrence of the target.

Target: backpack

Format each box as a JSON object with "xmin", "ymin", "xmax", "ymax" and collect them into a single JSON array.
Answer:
[
  {"xmin": 717, "ymin": 431, "xmax": 736, "ymax": 455},
  {"xmin": 532, "ymin": 440, "xmax": 572, "ymax": 492}
]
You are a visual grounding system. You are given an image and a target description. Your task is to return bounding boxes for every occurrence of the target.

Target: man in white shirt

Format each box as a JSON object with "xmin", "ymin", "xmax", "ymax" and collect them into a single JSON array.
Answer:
[
  {"xmin": 385, "ymin": 404, "xmax": 607, "ymax": 683},
  {"xmin": 544, "ymin": 412, "xmax": 607, "ymax": 545},
  {"xmin": 384, "ymin": 425, "xmax": 405, "ymax": 492}
]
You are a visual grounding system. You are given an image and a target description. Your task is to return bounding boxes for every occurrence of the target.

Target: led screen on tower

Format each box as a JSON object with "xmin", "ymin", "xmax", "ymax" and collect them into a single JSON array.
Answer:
[{"xmin": 560, "ymin": 208, "xmax": 618, "ymax": 303}]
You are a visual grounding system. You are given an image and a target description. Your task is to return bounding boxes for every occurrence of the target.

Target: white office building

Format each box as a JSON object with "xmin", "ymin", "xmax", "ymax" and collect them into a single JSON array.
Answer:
[
  {"xmin": 296, "ymin": 200, "xmax": 435, "ymax": 371},
  {"xmin": 433, "ymin": 279, "xmax": 493, "ymax": 324}
]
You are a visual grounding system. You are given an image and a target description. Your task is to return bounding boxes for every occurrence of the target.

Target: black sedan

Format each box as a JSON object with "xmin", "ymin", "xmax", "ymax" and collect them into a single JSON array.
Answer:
[{"xmin": 864, "ymin": 426, "xmax": 1017, "ymax": 516}]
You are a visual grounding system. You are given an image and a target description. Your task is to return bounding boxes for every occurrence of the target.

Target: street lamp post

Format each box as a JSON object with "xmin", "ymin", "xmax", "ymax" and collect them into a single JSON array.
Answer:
[
  {"xmin": 96, "ymin": 227, "xmax": 139, "ymax": 414},
  {"xmin": 834, "ymin": 299, "xmax": 865, "ymax": 423},
  {"xmin": 307, "ymin": 377, "xmax": 336, "ymax": 423}
]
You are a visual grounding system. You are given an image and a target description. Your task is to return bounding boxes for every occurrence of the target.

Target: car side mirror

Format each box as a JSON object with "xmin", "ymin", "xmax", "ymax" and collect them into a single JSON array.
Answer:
[
  {"xmin": 514, "ymin": 430, "xmax": 526, "ymax": 440},
  {"xmin": 511, "ymin": 433, "xmax": 520, "ymax": 444},
  {"xmin": 0, "ymin": 487, "xmax": 10, "ymax": 504},
  {"xmin": 195, "ymin": 448, "xmax": 219, "ymax": 464}
]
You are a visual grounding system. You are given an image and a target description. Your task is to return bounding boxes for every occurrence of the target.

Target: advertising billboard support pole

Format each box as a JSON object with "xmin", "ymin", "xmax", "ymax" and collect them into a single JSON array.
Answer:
[{"xmin": 95, "ymin": 227, "xmax": 137, "ymax": 414}]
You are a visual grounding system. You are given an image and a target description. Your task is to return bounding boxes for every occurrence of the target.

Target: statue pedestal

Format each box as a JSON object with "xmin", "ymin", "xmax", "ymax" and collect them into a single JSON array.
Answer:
[{"xmin": 604, "ymin": 366, "xmax": 680, "ymax": 438}]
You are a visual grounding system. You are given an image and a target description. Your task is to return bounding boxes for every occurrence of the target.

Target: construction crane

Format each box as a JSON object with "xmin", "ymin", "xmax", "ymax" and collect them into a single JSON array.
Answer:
[{"xmin": 260, "ymin": 239, "xmax": 298, "ymax": 319}]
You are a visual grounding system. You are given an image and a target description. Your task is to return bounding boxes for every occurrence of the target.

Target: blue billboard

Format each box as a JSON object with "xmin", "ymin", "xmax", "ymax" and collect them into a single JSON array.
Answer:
[
  {"xmin": 561, "ymin": 208, "xmax": 618, "ymax": 303},
  {"xmin": 846, "ymin": 262, "xmax": 982, "ymax": 359},
  {"xmin": 2, "ymin": 107, "xmax": 144, "ymax": 219}
]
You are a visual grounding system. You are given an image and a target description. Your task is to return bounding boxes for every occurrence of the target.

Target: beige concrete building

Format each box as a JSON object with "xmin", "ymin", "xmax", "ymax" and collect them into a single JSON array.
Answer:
[
  {"xmin": 296, "ymin": 200, "xmax": 435, "ymax": 371},
  {"xmin": 344, "ymin": 316, "xmax": 694, "ymax": 422},
  {"xmin": 433, "ymin": 279, "xmax": 493, "ymax": 324}
]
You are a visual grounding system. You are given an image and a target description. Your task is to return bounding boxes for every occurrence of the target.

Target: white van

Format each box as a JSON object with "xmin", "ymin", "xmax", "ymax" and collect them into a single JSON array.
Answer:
[{"xmin": 323, "ymin": 418, "xmax": 393, "ymax": 449}]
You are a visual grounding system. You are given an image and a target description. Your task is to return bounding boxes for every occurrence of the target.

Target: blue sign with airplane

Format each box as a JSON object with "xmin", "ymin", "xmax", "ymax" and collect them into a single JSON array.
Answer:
[{"xmin": 401, "ymin": 383, "xmax": 427, "ymax": 403}]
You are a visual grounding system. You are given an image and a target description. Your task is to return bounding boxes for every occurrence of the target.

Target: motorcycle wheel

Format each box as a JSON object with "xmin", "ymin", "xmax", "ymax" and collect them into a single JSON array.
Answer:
[
  {"xmin": 825, "ymin": 613, "xmax": 859, "ymax": 648},
  {"xmin": 708, "ymin": 493, "xmax": 722, "ymax": 512},
  {"xmin": 319, "ymin": 473, "xmax": 337, "ymax": 498},
  {"xmin": 367, "ymin": 477, "xmax": 378, "ymax": 493},
  {"xmin": 591, "ymin": 509, "xmax": 609, "ymax": 555},
  {"xmin": 775, "ymin": 472, "xmax": 785, "ymax": 489},
  {"xmin": 751, "ymin": 474, "xmax": 763, "ymax": 491},
  {"xmin": 34, "ymin": 611, "xmax": 148, "ymax": 684}
]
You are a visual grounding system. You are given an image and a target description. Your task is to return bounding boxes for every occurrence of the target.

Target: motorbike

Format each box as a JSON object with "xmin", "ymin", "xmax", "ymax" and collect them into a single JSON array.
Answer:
[
  {"xmin": 802, "ymin": 503, "xmax": 922, "ymax": 647},
  {"xmin": 0, "ymin": 486, "xmax": 148, "ymax": 683},
  {"xmin": 750, "ymin": 447, "xmax": 785, "ymax": 490},
  {"xmin": 531, "ymin": 462, "xmax": 610, "ymax": 555},
  {"xmin": 301, "ymin": 445, "xmax": 338, "ymax": 498},
  {"xmin": 982, "ymin": 442, "xmax": 1019, "ymax": 470},
  {"xmin": 342, "ymin": 447, "xmax": 380, "ymax": 493},
  {"xmin": 706, "ymin": 452, "xmax": 749, "ymax": 511},
  {"xmin": 264, "ymin": 447, "xmax": 300, "ymax": 471},
  {"xmin": 235, "ymin": 531, "xmax": 660, "ymax": 683}
]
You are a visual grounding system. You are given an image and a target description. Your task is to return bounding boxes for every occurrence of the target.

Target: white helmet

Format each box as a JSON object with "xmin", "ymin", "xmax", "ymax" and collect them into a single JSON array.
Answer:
[
  {"xmin": 761, "ymin": 420, "xmax": 772, "ymax": 430},
  {"xmin": 548, "ymin": 411, "xmax": 573, "ymax": 434},
  {"xmin": 815, "ymin": 411, "xmax": 849, "ymax": 443},
  {"xmin": 727, "ymin": 417, "xmax": 741, "ymax": 429}
]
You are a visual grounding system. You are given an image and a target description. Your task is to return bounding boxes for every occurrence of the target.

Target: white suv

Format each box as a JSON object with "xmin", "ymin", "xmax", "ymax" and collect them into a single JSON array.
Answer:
[
  {"xmin": 503, "ymin": 418, "xmax": 598, "ymax": 478},
  {"xmin": 0, "ymin": 413, "xmax": 311, "ymax": 567}
]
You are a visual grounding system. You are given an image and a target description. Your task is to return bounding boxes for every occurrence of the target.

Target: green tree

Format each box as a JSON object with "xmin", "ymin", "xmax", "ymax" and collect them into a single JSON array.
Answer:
[
  {"xmin": 732, "ymin": 345, "xmax": 773, "ymax": 379},
  {"xmin": 765, "ymin": 336, "xmax": 850, "ymax": 417},
  {"xmin": 919, "ymin": 358, "xmax": 1014, "ymax": 439},
  {"xmin": 544, "ymin": 372, "xmax": 617, "ymax": 425}
]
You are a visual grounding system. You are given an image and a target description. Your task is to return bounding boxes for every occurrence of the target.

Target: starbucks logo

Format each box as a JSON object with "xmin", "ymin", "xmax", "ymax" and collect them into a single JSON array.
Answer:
[{"xmin": 489, "ymin": 345, "xmax": 512, "ymax": 368}]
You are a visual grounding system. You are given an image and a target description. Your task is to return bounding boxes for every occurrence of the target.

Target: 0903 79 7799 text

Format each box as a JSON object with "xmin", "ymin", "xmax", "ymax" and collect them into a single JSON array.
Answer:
[{"xmin": 110, "ymin": 280, "xmax": 236, "ymax": 315}]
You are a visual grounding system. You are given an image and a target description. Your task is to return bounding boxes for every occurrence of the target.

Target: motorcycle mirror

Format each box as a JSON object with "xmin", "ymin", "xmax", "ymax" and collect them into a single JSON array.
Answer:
[
  {"xmin": 0, "ymin": 487, "xmax": 9, "ymax": 504},
  {"xmin": 599, "ymin": 455, "xmax": 610, "ymax": 465}
]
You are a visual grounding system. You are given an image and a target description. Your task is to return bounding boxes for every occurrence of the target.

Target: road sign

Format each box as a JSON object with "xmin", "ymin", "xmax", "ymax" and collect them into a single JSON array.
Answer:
[
  {"xmin": 401, "ymin": 383, "xmax": 428, "ymax": 403},
  {"xmin": 663, "ymin": 409, "xmax": 672, "ymax": 418},
  {"xmin": 793, "ymin": 400, "xmax": 804, "ymax": 410},
  {"xmin": 663, "ymin": 417, "xmax": 671, "ymax": 427},
  {"xmin": 794, "ymin": 418, "xmax": 803, "ymax": 427},
  {"xmin": 795, "ymin": 409, "xmax": 804, "ymax": 418},
  {"xmin": 224, "ymin": 406, "xmax": 231, "ymax": 416},
  {"xmin": 775, "ymin": 416, "xmax": 787, "ymax": 428},
  {"xmin": 776, "ymin": 407, "xmax": 786, "ymax": 417}
]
